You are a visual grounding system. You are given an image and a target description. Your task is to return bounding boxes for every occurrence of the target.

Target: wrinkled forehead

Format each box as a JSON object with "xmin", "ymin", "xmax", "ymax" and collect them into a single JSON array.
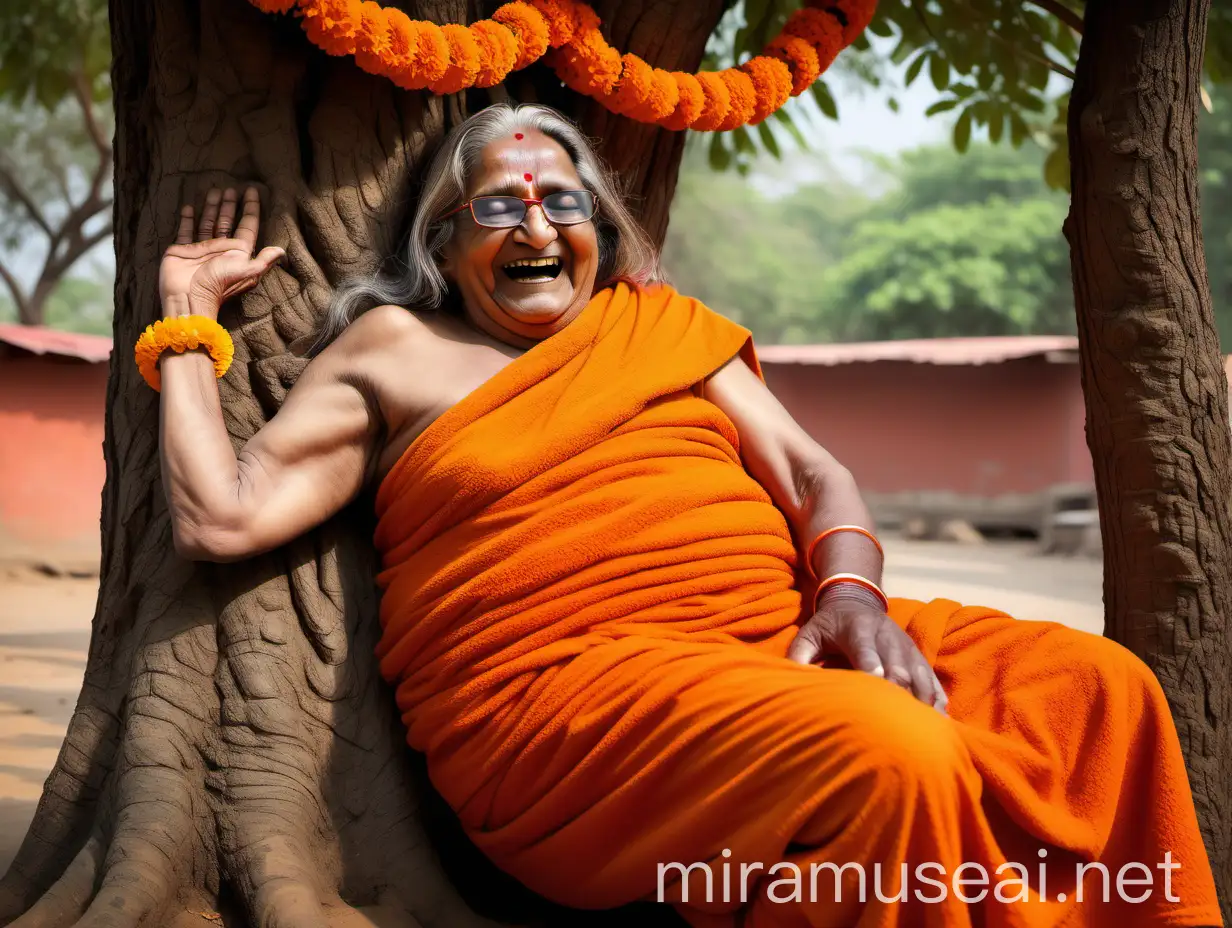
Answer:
[{"xmin": 466, "ymin": 130, "xmax": 585, "ymax": 198}]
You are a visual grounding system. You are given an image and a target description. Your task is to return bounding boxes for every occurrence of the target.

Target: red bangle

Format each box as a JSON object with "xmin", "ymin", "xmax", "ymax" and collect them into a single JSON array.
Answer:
[
  {"xmin": 804, "ymin": 525, "xmax": 883, "ymax": 582},
  {"xmin": 811, "ymin": 572, "xmax": 889, "ymax": 615}
]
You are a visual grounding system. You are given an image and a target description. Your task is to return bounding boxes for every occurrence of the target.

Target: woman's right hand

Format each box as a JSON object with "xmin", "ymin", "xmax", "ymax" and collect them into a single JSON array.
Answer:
[{"xmin": 159, "ymin": 186, "xmax": 285, "ymax": 319}]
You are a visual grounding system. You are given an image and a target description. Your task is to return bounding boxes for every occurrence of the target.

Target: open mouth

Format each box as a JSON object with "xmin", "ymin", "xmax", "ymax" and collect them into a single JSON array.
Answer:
[{"xmin": 502, "ymin": 256, "xmax": 563, "ymax": 284}]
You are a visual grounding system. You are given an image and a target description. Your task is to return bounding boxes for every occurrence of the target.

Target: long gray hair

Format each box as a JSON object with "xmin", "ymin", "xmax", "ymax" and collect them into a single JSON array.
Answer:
[{"xmin": 313, "ymin": 103, "xmax": 661, "ymax": 351}]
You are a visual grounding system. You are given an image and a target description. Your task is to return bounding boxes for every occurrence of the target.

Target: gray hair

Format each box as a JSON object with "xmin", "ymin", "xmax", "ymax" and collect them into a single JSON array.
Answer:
[{"xmin": 313, "ymin": 103, "xmax": 661, "ymax": 351}]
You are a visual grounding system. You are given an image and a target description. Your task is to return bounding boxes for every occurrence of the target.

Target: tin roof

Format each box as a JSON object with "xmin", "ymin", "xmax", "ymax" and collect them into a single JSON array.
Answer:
[
  {"xmin": 0, "ymin": 324, "xmax": 113, "ymax": 363},
  {"xmin": 756, "ymin": 335, "xmax": 1080, "ymax": 366}
]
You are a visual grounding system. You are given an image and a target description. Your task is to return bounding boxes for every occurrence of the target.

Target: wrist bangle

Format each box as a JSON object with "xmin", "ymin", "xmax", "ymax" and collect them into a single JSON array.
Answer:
[
  {"xmin": 804, "ymin": 525, "xmax": 883, "ymax": 582},
  {"xmin": 135, "ymin": 315, "xmax": 234, "ymax": 392},
  {"xmin": 811, "ymin": 572, "xmax": 889, "ymax": 615}
]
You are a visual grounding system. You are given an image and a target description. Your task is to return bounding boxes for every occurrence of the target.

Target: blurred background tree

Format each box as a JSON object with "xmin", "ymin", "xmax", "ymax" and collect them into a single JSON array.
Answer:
[
  {"xmin": 0, "ymin": 0, "xmax": 112, "ymax": 328},
  {"xmin": 664, "ymin": 139, "xmax": 1077, "ymax": 343}
]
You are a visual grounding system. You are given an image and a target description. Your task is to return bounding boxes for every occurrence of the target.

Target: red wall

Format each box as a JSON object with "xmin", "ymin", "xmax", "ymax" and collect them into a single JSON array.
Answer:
[
  {"xmin": 762, "ymin": 358, "xmax": 1093, "ymax": 497},
  {"xmin": 0, "ymin": 357, "xmax": 107, "ymax": 565},
  {"xmin": 0, "ymin": 351, "xmax": 1097, "ymax": 565}
]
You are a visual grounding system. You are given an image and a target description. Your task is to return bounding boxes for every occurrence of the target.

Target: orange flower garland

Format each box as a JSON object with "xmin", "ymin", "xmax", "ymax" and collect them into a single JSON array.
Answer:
[
  {"xmin": 134, "ymin": 316, "xmax": 235, "ymax": 392},
  {"xmin": 246, "ymin": 0, "xmax": 876, "ymax": 131}
]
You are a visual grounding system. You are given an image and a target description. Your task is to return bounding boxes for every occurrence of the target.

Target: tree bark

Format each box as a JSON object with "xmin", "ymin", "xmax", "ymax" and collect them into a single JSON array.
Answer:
[
  {"xmin": 0, "ymin": 1, "xmax": 721, "ymax": 925},
  {"xmin": 1065, "ymin": 0, "xmax": 1232, "ymax": 913}
]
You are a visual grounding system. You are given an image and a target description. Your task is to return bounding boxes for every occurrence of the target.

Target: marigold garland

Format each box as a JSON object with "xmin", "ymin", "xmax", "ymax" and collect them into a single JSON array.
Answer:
[
  {"xmin": 247, "ymin": 0, "xmax": 876, "ymax": 131},
  {"xmin": 134, "ymin": 316, "xmax": 235, "ymax": 392}
]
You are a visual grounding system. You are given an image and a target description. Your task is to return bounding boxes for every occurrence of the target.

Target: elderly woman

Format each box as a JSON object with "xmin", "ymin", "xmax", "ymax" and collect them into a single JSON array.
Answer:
[{"xmin": 153, "ymin": 104, "xmax": 1218, "ymax": 927}]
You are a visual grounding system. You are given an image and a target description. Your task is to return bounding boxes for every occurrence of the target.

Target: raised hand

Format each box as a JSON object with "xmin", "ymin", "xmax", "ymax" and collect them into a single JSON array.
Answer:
[
  {"xmin": 159, "ymin": 186, "xmax": 285, "ymax": 319},
  {"xmin": 787, "ymin": 586, "xmax": 948, "ymax": 713}
]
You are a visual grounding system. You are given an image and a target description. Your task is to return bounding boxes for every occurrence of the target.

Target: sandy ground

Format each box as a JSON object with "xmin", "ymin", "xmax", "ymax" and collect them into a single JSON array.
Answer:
[{"xmin": 0, "ymin": 539, "xmax": 1104, "ymax": 874}]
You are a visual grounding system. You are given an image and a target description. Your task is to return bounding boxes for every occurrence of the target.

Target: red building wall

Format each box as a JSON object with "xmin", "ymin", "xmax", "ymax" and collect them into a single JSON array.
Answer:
[
  {"xmin": 0, "ymin": 356, "xmax": 108, "ymax": 568},
  {"xmin": 761, "ymin": 357, "xmax": 1093, "ymax": 498}
]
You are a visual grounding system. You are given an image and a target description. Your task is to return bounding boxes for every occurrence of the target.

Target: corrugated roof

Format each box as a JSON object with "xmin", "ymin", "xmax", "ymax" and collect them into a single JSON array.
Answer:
[
  {"xmin": 0, "ymin": 324, "xmax": 112, "ymax": 363},
  {"xmin": 756, "ymin": 335, "xmax": 1079, "ymax": 367}
]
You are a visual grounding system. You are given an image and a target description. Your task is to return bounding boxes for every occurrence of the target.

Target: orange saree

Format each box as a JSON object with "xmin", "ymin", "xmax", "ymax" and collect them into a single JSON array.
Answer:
[{"xmin": 373, "ymin": 281, "xmax": 1221, "ymax": 927}]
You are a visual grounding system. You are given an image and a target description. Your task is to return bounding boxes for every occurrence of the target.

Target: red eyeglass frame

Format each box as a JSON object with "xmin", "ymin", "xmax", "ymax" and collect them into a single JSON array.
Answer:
[{"xmin": 439, "ymin": 191, "xmax": 599, "ymax": 227}]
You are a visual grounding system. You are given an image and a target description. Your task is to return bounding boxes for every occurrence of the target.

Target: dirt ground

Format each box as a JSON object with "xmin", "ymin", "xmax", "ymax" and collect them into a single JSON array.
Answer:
[{"xmin": 0, "ymin": 538, "xmax": 1104, "ymax": 874}]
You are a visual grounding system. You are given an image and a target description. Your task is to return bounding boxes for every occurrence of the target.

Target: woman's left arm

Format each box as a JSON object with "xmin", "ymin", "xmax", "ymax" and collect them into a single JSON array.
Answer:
[{"xmin": 702, "ymin": 354, "xmax": 947, "ymax": 712}]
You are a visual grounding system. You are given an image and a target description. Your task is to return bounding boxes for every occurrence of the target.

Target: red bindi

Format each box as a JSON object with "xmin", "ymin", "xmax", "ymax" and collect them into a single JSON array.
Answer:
[
  {"xmin": 514, "ymin": 133, "xmax": 524, "ymax": 140},
  {"xmin": 524, "ymin": 172, "xmax": 533, "ymax": 181}
]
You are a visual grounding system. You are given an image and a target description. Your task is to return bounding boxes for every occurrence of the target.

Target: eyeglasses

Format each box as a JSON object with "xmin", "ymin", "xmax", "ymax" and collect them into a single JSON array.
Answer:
[{"xmin": 441, "ymin": 189, "xmax": 598, "ymax": 229}]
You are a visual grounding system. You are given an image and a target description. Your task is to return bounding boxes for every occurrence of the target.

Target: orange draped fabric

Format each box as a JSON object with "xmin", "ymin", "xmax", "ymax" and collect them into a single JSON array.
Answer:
[{"xmin": 373, "ymin": 282, "xmax": 1220, "ymax": 927}]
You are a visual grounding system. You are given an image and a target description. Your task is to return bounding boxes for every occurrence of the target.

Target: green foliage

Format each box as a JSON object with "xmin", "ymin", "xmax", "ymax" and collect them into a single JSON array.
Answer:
[
  {"xmin": 1199, "ymin": 88, "xmax": 1232, "ymax": 346},
  {"xmin": 664, "ymin": 139, "xmax": 1075, "ymax": 344},
  {"xmin": 708, "ymin": 1, "xmax": 1232, "ymax": 194},
  {"xmin": 820, "ymin": 196, "xmax": 1072, "ymax": 340},
  {"xmin": 662, "ymin": 154, "xmax": 854, "ymax": 342},
  {"xmin": 0, "ymin": 0, "xmax": 110, "ymax": 109},
  {"xmin": 1208, "ymin": 7, "xmax": 1232, "ymax": 84},
  {"xmin": 705, "ymin": 0, "xmax": 1085, "ymax": 175}
]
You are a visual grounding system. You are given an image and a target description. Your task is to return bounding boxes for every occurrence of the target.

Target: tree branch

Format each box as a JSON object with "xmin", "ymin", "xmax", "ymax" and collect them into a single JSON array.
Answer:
[
  {"xmin": 43, "ymin": 217, "xmax": 113, "ymax": 286},
  {"xmin": 72, "ymin": 67, "xmax": 112, "ymax": 162},
  {"xmin": 0, "ymin": 159, "xmax": 54, "ymax": 239},
  {"xmin": 989, "ymin": 27, "xmax": 1077, "ymax": 80},
  {"xmin": 0, "ymin": 258, "xmax": 33, "ymax": 325},
  {"xmin": 950, "ymin": 0, "xmax": 1078, "ymax": 80},
  {"xmin": 1023, "ymin": 0, "xmax": 1084, "ymax": 35}
]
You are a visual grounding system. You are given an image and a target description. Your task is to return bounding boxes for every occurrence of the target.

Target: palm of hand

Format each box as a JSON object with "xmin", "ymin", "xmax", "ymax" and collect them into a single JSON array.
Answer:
[{"xmin": 160, "ymin": 186, "xmax": 284, "ymax": 318}]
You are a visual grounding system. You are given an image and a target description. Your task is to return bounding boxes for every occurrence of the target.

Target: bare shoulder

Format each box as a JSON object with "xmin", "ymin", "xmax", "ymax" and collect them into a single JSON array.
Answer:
[{"xmin": 325, "ymin": 304, "xmax": 436, "ymax": 359}]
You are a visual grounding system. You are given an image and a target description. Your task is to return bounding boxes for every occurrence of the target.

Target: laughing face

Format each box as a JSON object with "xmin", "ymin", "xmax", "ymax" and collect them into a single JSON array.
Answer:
[{"xmin": 441, "ymin": 129, "xmax": 600, "ymax": 348}]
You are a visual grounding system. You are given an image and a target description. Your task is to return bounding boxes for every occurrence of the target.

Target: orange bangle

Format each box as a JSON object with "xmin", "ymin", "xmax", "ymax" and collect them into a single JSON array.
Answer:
[
  {"xmin": 811, "ymin": 572, "xmax": 889, "ymax": 615},
  {"xmin": 134, "ymin": 315, "xmax": 234, "ymax": 392},
  {"xmin": 804, "ymin": 525, "xmax": 883, "ymax": 582}
]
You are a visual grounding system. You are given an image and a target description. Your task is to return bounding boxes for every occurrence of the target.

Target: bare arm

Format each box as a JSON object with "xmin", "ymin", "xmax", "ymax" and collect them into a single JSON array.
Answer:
[
  {"xmin": 701, "ymin": 354, "xmax": 882, "ymax": 587},
  {"xmin": 703, "ymin": 353, "xmax": 947, "ymax": 711},
  {"xmin": 156, "ymin": 185, "xmax": 384, "ymax": 562},
  {"xmin": 159, "ymin": 327, "xmax": 381, "ymax": 562}
]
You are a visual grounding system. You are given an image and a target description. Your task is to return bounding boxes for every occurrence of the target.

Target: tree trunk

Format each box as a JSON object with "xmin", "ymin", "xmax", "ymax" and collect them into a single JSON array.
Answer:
[
  {"xmin": 1065, "ymin": 0, "xmax": 1232, "ymax": 913},
  {"xmin": 0, "ymin": 1, "xmax": 722, "ymax": 926}
]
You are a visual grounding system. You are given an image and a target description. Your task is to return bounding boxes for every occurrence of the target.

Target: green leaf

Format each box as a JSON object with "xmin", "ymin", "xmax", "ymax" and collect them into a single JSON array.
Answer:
[
  {"xmin": 811, "ymin": 80, "xmax": 838, "ymax": 120},
  {"xmin": 773, "ymin": 106, "xmax": 809, "ymax": 150},
  {"xmin": 925, "ymin": 98, "xmax": 959, "ymax": 117},
  {"xmin": 929, "ymin": 53, "xmax": 951, "ymax": 92},
  {"xmin": 953, "ymin": 108, "xmax": 974, "ymax": 153},
  {"xmin": 1016, "ymin": 93, "xmax": 1047, "ymax": 113},
  {"xmin": 904, "ymin": 51, "xmax": 927, "ymax": 87},
  {"xmin": 867, "ymin": 17, "xmax": 894, "ymax": 38},
  {"xmin": 733, "ymin": 125, "xmax": 756, "ymax": 155},
  {"xmin": 1009, "ymin": 112, "xmax": 1030, "ymax": 147},
  {"xmin": 889, "ymin": 36, "xmax": 914, "ymax": 66},
  {"xmin": 988, "ymin": 110, "xmax": 1005, "ymax": 144},
  {"xmin": 708, "ymin": 133, "xmax": 732, "ymax": 171},
  {"xmin": 1027, "ymin": 57, "xmax": 1050, "ymax": 91},
  {"xmin": 757, "ymin": 120, "xmax": 781, "ymax": 159},
  {"xmin": 1043, "ymin": 143, "xmax": 1070, "ymax": 191},
  {"xmin": 949, "ymin": 42, "xmax": 976, "ymax": 75}
]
